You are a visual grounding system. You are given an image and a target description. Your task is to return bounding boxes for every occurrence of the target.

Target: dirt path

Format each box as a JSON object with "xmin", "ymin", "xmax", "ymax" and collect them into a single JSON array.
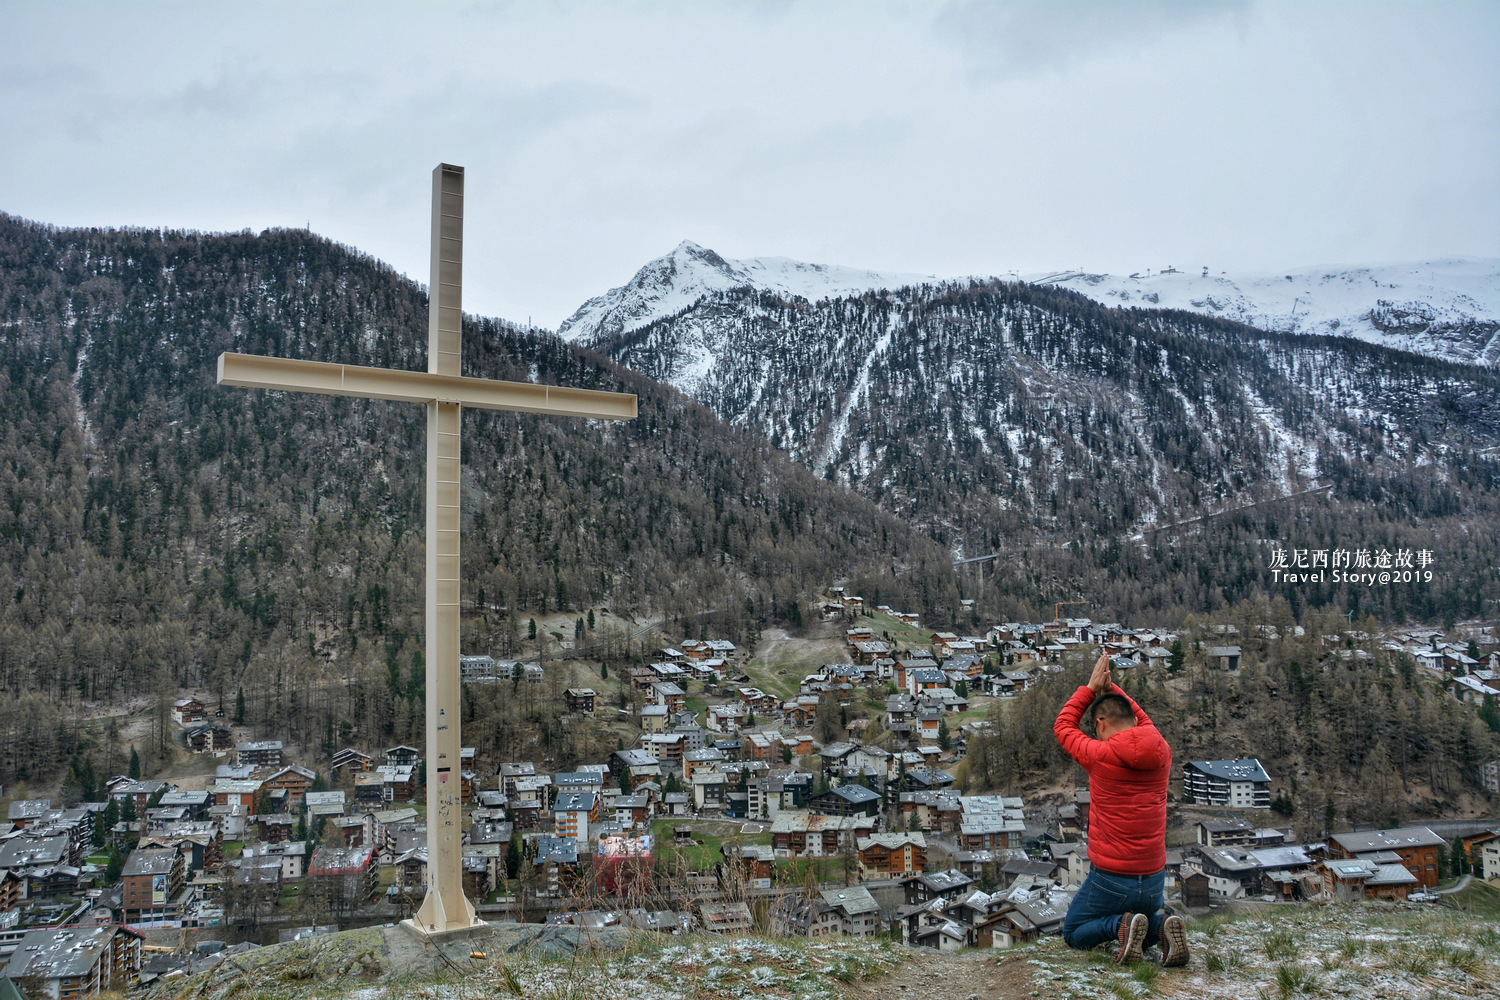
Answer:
[{"xmin": 851, "ymin": 948, "xmax": 1035, "ymax": 1000}]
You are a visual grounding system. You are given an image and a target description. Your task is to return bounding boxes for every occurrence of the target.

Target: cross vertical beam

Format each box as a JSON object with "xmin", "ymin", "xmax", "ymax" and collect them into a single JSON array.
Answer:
[
  {"xmin": 214, "ymin": 164, "xmax": 635, "ymax": 942},
  {"xmin": 412, "ymin": 164, "xmax": 480, "ymax": 936}
]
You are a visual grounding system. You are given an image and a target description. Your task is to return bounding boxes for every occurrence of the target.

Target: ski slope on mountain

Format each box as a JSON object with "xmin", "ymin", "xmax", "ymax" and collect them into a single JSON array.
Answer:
[{"xmin": 1030, "ymin": 257, "xmax": 1500, "ymax": 366}]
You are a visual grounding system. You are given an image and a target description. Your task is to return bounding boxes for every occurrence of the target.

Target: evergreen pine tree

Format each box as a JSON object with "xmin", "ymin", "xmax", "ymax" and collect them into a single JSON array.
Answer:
[
  {"xmin": 505, "ymin": 832, "xmax": 523, "ymax": 880},
  {"xmin": 234, "ymin": 687, "xmax": 246, "ymax": 725},
  {"xmin": 528, "ymin": 619, "xmax": 537, "ymax": 641},
  {"xmin": 128, "ymin": 746, "xmax": 140, "ymax": 780}
]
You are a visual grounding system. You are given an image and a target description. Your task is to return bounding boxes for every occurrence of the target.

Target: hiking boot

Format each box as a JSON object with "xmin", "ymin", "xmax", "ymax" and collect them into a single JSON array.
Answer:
[
  {"xmin": 1116, "ymin": 912, "xmax": 1147, "ymax": 964},
  {"xmin": 1160, "ymin": 914, "xmax": 1189, "ymax": 968}
]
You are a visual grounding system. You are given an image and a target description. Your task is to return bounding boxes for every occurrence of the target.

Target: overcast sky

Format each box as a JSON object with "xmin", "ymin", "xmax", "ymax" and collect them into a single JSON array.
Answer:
[{"xmin": 2, "ymin": 1, "xmax": 1496, "ymax": 326}]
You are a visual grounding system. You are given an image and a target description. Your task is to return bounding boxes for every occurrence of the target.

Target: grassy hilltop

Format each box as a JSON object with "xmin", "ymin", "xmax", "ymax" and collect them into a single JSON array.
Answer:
[{"xmin": 140, "ymin": 886, "xmax": 1500, "ymax": 1000}]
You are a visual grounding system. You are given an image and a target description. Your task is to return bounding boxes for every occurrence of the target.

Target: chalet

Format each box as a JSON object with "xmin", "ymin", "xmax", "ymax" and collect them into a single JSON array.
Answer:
[
  {"xmin": 184, "ymin": 724, "xmax": 233, "ymax": 753},
  {"xmin": 683, "ymin": 748, "xmax": 726, "ymax": 782},
  {"xmin": 857, "ymin": 832, "xmax": 927, "ymax": 878},
  {"xmin": 852, "ymin": 641, "xmax": 891, "ymax": 665},
  {"xmin": 1207, "ymin": 645, "xmax": 1242, "ymax": 670},
  {"xmin": 794, "ymin": 885, "xmax": 881, "ymax": 938},
  {"xmin": 7, "ymin": 799, "xmax": 51, "ymax": 830},
  {"xmin": 354, "ymin": 773, "xmax": 385, "ymax": 809},
  {"xmin": 697, "ymin": 901, "xmax": 754, "ymax": 934},
  {"xmin": 459, "ymin": 654, "xmax": 495, "ymax": 680},
  {"xmin": 112, "ymin": 780, "xmax": 176, "ymax": 815},
  {"xmin": 640, "ymin": 704, "xmax": 669, "ymax": 733},
  {"xmin": 770, "ymin": 812, "xmax": 875, "ymax": 856},
  {"xmin": 242, "ymin": 840, "xmax": 306, "ymax": 880},
  {"xmin": 899, "ymin": 791, "xmax": 964, "ymax": 834},
  {"xmin": 122, "ymin": 847, "xmax": 187, "ymax": 924},
  {"xmin": 235, "ymin": 740, "xmax": 284, "ymax": 768},
  {"xmin": 784, "ymin": 694, "xmax": 821, "ymax": 729},
  {"xmin": 736, "ymin": 687, "xmax": 779, "ymax": 715},
  {"xmin": 906, "ymin": 769, "xmax": 955, "ymax": 792},
  {"xmin": 807, "ymin": 784, "xmax": 882, "ymax": 818},
  {"xmin": 1185, "ymin": 846, "xmax": 1262, "ymax": 899},
  {"xmin": 743, "ymin": 731, "xmax": 783, "ymax": 761},
  {"xmin": 901, "ymin": 868, "xmax": 976, "ymax": 906},
  {"xmin": 329, "ymin": 747, "xmax": 372, "ymax": 774},
  {"xmin": 0, "ymin": 835, "xmax": 70, "ymax": 885},
  {"xmin": 307, "ymin": 845, "xmax": 378, "ymax": 911},
  {"xmin": 958, "ymin": 796, "xmax": 1026, "ymax": 851},
  {"xmin": 532, "ymin": 836, "xmax": 581, "ymax": 897},
  {"xmin": 1325, "ymin": 827, "xmax": 1445, "ymax": 888},
  {"xmin": 610, "ymin": 750, "xmax": 661, "ymax": 789},
  {"xmin": 1319, "ymin": 859, "xmax": 1418, "ymax": 901},
  {"xmin": 377, "ymin": 764, "xmax": 418, "ymax": 803},
  {"xmin": 613, "ymin": 794, "xmax": 652, "ymax": 830},
  {"xmin": 498, "ymin": 761, "xmax": 537, "ymax": 795},
  {"xmin": 1180, "ymin": 869, "xmax": 1210, "ymax": 907},
  {"xmin": 261, "ymin": 765, "xmax": 317, "ymax": 811},
  {"xmin": 671, "ymin": 718, "xmax": 708, "ymax": 751},
  {"xmin": 1194, "ymin": 818, "xmax": 1255, "ymax": 847},
  {"xmin": 564, "ymin": 688, "xmax": 597, "ymax": 716},
  {"xmin": 0, "ymin": 923, "xmax": 143, "ymax": 998},
  {"xmin": 706, "ymin": 639, "xmax": 738, "ymax": 660},
  {"xmin": 915, "ymin": 706, "xmax": 943, "ymax": 743},
  {"xmin": 139, "ymin": 822, "xmax": 223, "ymax": 873},
  {"xmin": 642, "ymin": 732, "xmax": 687, "ymax": 764},
  {"xmin": 383, "ymin": 745, "xmax": 422, "ymax": 768},
  {"xmin": 929, "ymin": 633, "xmax": 960, "ymax": 657},
  {"xmin": 706, "ymin": 703, "xmax": 746, "ymax": 734},
  {"xmin": 691, "ymin": 769, "xmax": 726, "ymax": 812},
  {"xmin": 907, "ymin": 668, "xmax": 947, "ymax": 698},
  {"xmin": 305, "ymin": 790, "xmax": 346, "ymax": 818},
  {"xmin": 1182, "ymin": 759, "xmax": 1271, "ymax": 809},
  {"xmin": 171, "ymin": 698, "xmax": 207, "ymax": 726}
]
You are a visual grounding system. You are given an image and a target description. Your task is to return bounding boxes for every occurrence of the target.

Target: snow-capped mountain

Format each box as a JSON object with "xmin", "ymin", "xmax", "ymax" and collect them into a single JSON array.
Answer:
[
  {"xmin": 586, "ymin": 277, "xmax": 1500, "ymax": 554},
  {"xmin": 562, "ymin": 244, "xmax": 1499, "ymax": 367},
  {"xmin": 1030, "ymin": 258, "xmax": 1500, "ymax": 367},
  {"xmin": 556, "ymin": 240, "xmax": 934, "ymax": 345}
]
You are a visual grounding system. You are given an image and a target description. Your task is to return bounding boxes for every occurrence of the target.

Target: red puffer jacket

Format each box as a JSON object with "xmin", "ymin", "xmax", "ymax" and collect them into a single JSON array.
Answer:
[{"xmin": 1053, "ymin": 683, "xmax": 1171, "ymax": 875}]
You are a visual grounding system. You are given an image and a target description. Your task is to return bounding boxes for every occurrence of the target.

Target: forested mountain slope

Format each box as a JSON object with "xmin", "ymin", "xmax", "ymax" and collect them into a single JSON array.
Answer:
[
  {"xmin": 590, "ymin": 280, "xmax": 1500, "ymax": 624},
  {"xmin": 0, "ymin": 215, "xmax": 958, "ymax": 780}
]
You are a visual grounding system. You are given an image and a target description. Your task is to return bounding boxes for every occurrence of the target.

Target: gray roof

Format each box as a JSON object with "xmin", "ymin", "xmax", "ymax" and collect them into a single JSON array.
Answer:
[
  {"xmin": 819, "ymin": 885, "xmax": 879, "ymax": 915},
  {"xmin": 2, "ymin": 924, "xmax": 138, "ymax": 981},
  {"xmin": 0, "ymin": 836, "xmax": 69, "ymax": 870},
  {"xmin": 555, "ymin": 792, "xmax": 597, "ymax": 812},
  {"xmin": 7, "ymin": 799, "xmax": 52, "ymax": 821},
  {"xmin": 830, "ymin": 784, "xmax": 881, "ymax": 805},
  {"xmin": 122, "ymin": 848, "xmax": 179, "ymax": 877},
  {"xmin": 1331, "ymin": 827, "xmax": 1446, "ymax": 852},
  {"xmin": 1186, "ymin": 759, "xmax": 1271, "ymax": 783}
]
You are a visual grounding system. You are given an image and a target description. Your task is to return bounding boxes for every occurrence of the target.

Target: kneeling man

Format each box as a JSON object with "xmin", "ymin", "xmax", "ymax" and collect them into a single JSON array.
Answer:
[{"xmin": 1054, "ymin": 652, "xmax": 1188, "ymax": 967}]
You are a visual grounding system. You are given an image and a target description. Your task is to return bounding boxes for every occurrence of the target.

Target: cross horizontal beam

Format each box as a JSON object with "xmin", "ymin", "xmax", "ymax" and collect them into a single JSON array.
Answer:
[{"xmin": 217, "ymin": 352, "xmax": 636, "ymax": 421}]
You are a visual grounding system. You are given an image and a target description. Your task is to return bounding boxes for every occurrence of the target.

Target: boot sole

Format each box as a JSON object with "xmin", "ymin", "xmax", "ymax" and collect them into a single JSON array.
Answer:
[
  {"xmin": 1161, "ymin": 915, "xmax": 1190, "ymax": 968},
  {"xmin": 1117, "ymin": 913, "xmax": 1147, "ymax": 964}
]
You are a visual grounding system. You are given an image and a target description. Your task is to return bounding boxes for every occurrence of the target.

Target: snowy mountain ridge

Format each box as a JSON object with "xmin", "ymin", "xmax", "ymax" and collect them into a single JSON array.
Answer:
[
  {"xmin": 559, "ymin": 243, "xmax": 1500, "ymax": 367},
  {"xmin": 556, "ymin": 240, "xmax": 936, "ymax": 346},
  {"xmin": 1030, "ymin": 257, "xmax": 1500, "ymax": 367}
]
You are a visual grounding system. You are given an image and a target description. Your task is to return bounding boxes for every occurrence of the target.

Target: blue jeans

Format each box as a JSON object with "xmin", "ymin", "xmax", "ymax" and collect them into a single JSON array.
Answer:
[{"xmin": 1062, "ymin": 868, "xmax": 1165, "ymax": 951}]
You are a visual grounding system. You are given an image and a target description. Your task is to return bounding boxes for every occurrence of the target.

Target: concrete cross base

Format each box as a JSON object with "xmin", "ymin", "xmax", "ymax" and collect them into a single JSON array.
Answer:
[{"xmin": 399, "ymin": 915, "xmax": 490, "ymax": 944}]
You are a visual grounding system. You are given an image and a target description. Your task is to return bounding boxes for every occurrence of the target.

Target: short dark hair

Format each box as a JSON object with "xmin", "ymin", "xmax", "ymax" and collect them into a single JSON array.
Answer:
[{"xmin": 1089, "ymin": 693, "xmax": 1134, "ymax": 728}]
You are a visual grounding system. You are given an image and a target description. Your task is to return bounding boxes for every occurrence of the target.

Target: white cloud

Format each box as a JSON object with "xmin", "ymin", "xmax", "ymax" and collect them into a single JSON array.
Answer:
[{"xmin": 0, "ymin": 1, "xmax": 1495, "ymax": 328}]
